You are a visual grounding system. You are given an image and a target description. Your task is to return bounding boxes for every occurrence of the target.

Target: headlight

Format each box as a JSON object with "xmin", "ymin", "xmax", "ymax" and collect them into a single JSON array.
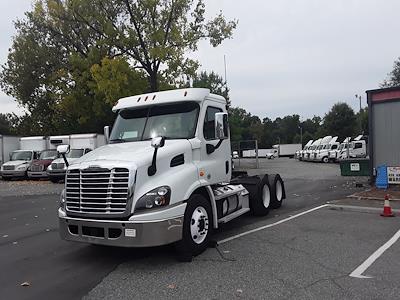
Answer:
[
  {"xmin": 17, "ymin": 164, "xmax": 28, "ymax": 170},
  {"xmin": 47, "ymin": 164, "xmax": 52, "ymax": 171},
  {"xmin": 135, "ymin": 186, "xmax": 171, "ymax": 211},
  {"xmin": 60, "ymin": 189, "xmax": 66, "ymax": 209}
]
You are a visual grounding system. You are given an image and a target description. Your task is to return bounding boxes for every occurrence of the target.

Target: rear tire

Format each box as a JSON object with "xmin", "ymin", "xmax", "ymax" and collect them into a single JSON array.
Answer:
[
  {"xmin": 322, "ymin": 156, "xmax": 329, "ymax": 163},
  {"xmin": 268, "ymin": 174, "xmax": 285, "ymax": 209},
  {"xmin": 175, "ymin": 194, "xmax": 212, "ymax": 259},
  {"xmin": 247, "ymin": 176, "xmax": 271, "ymax": 216}
]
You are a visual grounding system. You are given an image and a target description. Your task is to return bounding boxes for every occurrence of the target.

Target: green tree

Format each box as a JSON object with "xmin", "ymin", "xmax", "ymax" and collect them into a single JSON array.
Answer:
[
  {"xmin": 192, "ymin": 71, "xmax": 229, "ymax": 103},
  {"xmin": 0, "ymin": 113, "xmax": 13, "ymax": 135},
  {"xmin": 60, "ymin": 0, "xmax": 237, "ymax": 91},
  {"xmin": 382, "ymin": 57, "xmax": 400, "ymax": 87},
  {"xmin": 323, "ymin": 102, "xmax": 357, "ymax": 139}
]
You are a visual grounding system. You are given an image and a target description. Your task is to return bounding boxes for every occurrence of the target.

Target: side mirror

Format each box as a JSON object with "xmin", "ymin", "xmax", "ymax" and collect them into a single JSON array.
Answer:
[
  {"xmin": 151, "ymin": 136, "xmax": 165, "ymax": 149},
  {"xmin": 215, "ymin": 112, "xmax": 229, "ymax": 140},
  {"xmin": 57, "ymin": 144, "xmax": 70, "ymax": 155},
  {"xmin": 104, "ymin": 125, "xmax": 110, "ymax": 144}
]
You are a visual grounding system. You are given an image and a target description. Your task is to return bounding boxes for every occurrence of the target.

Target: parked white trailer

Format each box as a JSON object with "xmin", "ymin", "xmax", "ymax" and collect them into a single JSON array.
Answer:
[
  {"xmin": 70, "ymin": 133, "xmax": 105, "ymax": 149},
  {"xmin": 0, "ymin": 135, "xmax": 20, "ymax": 165},
  {"xmin": 20, "ymin": 136, "xmax": 47, "ymax": 151},
  {"xmin": 49, "ymin": 135, "xmax": 70, "ymax": 149},
  {"xmin": 57, "ymin": 88, "xmax": 286, "ymax": 260}
]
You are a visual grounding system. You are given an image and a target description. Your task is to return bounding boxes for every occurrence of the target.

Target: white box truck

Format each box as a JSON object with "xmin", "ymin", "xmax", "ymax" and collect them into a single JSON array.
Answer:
[
  {"xmin": 1, "ymin": 136, "xmax": 47, "ymax": 180},
  {"xmin": 273, "ymin": 144, "xmax": 302, "ymax": 158},
  {"xmin": 47, "ymin": 133, "xmax": 105, "ymax": 183},
  {"xmin": 57, "ymin": 88, "xmax": 286, "ymax": 260}
]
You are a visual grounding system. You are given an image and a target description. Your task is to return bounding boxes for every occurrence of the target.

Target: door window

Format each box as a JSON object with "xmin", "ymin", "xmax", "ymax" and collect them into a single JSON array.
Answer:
[{"xmin": 203, "ymin": 106, "xmax": 222, "ymax": 140}]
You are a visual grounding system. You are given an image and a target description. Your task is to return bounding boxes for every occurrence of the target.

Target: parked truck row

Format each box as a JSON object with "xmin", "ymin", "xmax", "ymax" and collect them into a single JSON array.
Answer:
[
  {"xmin": 0, "ymin": 134, "xmax": 104, "ymax": 181},
  {"xmin": 296, "ymin": 135, "xmax": 368, "ymax": 163}
]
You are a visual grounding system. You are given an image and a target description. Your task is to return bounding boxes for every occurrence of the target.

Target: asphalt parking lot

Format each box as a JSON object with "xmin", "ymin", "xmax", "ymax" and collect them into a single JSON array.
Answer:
[{"xmin": 1, "ymin": 158, "xmax": 399, "ymax": 299}]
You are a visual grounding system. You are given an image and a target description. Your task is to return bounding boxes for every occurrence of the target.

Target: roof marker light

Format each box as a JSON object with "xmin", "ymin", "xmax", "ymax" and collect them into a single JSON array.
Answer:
[
  {"xmin": 137, "ymin": 97, "xmax": 141, "ymax": 102},
  {"xmin": 184, "ymin": 91, "xmax": 187, "ymax": 97},
  {"xmin": 145, "ymin": 96, "xmax": 148, "ymax": 101},
  {"xmin": 152, "ymin": 95, "xmax": 156, "ymax": 100}
]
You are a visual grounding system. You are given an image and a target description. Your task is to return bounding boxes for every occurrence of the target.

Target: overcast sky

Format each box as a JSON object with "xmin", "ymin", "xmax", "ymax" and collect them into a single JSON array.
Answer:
[{"xmin": 1, "ymin": 0, "xmax": 400, "ymax": 120}]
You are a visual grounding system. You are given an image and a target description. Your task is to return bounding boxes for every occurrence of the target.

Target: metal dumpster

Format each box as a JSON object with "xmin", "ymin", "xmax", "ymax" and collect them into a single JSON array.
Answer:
[{"xmin": 340, "ymin": 159, "xmax": 370, "ymax": 176}]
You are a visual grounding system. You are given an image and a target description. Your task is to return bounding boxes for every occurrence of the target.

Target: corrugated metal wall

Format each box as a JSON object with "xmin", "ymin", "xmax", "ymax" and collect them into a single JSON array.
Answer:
[{"xmin": 372, "ymin": 101, "xmax": 400, "ymax": 168}]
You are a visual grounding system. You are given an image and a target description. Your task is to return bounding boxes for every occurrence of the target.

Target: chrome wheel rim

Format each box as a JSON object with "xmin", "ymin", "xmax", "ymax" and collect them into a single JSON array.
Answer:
[
  {"xmin": 190, "ymin": 206, "xmax": 209, "ymax": 244},
  {"xmin": 276, "ymin": 180, "xmax": 283, "ymax": 202},
  {"xmin": 262, "ymin": 185, "xmax": 271, "ymax": 208}
]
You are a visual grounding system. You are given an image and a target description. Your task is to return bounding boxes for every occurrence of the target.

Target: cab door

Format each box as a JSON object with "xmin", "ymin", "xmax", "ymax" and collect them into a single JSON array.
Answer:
[{"xmin": 198, "ymin": 101, "xmax": 231, "ymax": 184}]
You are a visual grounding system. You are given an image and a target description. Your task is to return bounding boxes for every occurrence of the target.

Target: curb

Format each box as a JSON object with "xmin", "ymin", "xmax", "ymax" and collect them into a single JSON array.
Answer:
[
  {"xmin": 347, "ymin": 195, "xmax": 400, "ymax": 201},
  {"xmin": 327, "ymin": 204, "xmax": 400, "ymax": 214}
]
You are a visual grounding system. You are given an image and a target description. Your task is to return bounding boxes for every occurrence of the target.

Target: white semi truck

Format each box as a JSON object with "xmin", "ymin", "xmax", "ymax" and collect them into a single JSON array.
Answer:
[
  {"xmin": 47, "ymin": 134, "xmax": 105, "ymax": 183},
  {"xmin": 314, "ymin": 136, "xmax": 339, "ymax": 163},
  {"xmin": 297, "ymin": 140, "xmax": 313, "ymax": 161},
  {"xmin": 57, "ymin": 88, "xmax": 286, "ymax": 259},
  {"xmin": 337, "ymin": 135, "xmax": 367, "ymax": 160}
]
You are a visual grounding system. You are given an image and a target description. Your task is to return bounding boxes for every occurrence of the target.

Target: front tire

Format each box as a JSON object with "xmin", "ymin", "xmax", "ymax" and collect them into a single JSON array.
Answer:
[
  {"xmin": 176, "ymin": 194, "xmax": 212, "ymax": 258},
  {"xmin": 322, "ymin": 156, "xmax": 329, "ymax": 163}
]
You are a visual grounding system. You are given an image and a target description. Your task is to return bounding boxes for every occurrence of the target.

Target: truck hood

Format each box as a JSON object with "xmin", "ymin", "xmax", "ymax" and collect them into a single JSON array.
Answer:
[
  {"xmin": 2, "ymin": 160, "xmax": 30, "ymax": 167},
  {"xmin": 73, "ymin": 140, "xmax": 191, "ymax": 168}
]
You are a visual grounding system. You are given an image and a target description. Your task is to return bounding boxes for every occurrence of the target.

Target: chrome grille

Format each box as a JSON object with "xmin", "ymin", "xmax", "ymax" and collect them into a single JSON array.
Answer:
[
  {"xmin": 31, "ymin": 164, "xmax": 44, "ymax": 172},
  {"xmin": 52, "ymin": 162, "xmax": 65, "ymax": 170},
  {"xmin": 65, "ymin": 168, "xmax": 130, "ymax": 215},
  {"xmin": 3, "ymin": 165, "xmax": 15, "ymax": 170}
]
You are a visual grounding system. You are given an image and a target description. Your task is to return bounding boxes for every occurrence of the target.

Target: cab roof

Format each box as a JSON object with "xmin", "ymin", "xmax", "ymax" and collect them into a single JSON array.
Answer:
[{"xmin": 112, "ymin": 88, "xmax": 226, "ymax": 112}]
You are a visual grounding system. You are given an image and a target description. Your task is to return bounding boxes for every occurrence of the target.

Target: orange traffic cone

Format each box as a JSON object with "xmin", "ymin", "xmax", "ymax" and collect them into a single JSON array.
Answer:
[{"xmin": 381, "ymin": 194, "xmax": 395, "ymax": 217}]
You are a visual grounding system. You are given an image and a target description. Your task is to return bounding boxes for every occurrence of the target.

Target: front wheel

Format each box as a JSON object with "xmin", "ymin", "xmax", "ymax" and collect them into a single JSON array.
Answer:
[
  {"xmin": 322, "ymin": 156, "xmax": 329, "ymax": 163},
  {"xmin": 175, "ymin": 194, "xmax": 212, "ymax": 258}
]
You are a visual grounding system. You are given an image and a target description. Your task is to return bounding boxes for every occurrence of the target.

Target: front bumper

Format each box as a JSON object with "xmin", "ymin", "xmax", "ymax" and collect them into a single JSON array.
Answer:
[
  {"xmin": 1, "ymin": 170, "xmax": 26, "ymax": 178},
  {"xmin": 47, "ymin": 170, "xmax": 66, "ymax": 179},
  {"xmin": 59, "ymin": 207, "xmax": 185, "ymax": 248},
  {"xmin": 28, "ymin": 171, "xmax": 48, "ymax": 178}
]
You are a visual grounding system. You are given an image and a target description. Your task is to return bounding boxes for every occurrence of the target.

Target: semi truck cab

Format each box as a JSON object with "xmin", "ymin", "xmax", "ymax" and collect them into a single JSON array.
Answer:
[{"xmin": 57, "ymin": 88, "xmax": 286, "ymax": 258}]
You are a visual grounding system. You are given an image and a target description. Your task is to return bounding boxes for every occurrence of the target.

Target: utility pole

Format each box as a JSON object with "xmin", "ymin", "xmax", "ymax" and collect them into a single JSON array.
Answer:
[{"xmin": 355, "ymin": 94, "xmax": 362, "ymax": 134}]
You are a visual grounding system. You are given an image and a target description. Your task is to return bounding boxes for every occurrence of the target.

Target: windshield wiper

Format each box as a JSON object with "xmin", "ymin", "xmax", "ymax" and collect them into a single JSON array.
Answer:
[{"xmin": 110, "ymin": 138, "xmax": 128, "ymax": 144}]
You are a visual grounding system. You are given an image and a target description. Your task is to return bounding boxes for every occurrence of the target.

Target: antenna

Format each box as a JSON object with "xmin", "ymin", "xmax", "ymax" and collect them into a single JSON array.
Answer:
[{"xmin": 224, "ymin": 55, "xmax": 227, "ymax": 84}]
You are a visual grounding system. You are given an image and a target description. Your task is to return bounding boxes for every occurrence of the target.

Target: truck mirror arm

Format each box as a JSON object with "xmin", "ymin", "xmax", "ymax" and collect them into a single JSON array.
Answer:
[
  {"xmin": 148, "ymin": 148, "xmax": 159, "ymax": 176},
  {"xmin": 61, "ymin": 153, "xmax": 69, "ymax": 167},
  {"xmin": 206, "ymin": 139, "xmax": 224, "ymax": 155}
]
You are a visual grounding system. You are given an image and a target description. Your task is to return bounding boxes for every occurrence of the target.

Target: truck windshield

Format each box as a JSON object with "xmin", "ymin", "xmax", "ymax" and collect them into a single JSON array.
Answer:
[
  {"xmin": 66, "ymin": 149, "xmax": 84, "ymax": 158},
  {"xmin": 11, "ymin": 151, "xmax": 32, "ymax": 161},
  {"xmin": 110, "ymin": 102, "xmax": 200, "ymax": 143},
  {"xmin": 39, "ymin": 150, "xmax": 58, "ymax": 160}
]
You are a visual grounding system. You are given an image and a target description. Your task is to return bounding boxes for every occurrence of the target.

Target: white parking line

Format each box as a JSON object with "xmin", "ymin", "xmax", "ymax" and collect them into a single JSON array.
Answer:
[
  {"xmin": 218, "ymin": 204, "xmax": 329, "ymax": 244},
  {"xmin": 349, "ymin": 228, "xmax": 400, "ymax": 279}
]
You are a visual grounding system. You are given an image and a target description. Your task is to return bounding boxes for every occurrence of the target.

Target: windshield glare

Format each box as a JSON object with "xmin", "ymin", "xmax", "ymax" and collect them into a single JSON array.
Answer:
[
  {"xmin": 11, "ymin": 151, "xmax": 32, "ymax": 161},
  {"xmin": 110, "ymin": 102, "xmax": 200, "ymax": 143},
  {"xmin": 66, "ymin": 149, "xmax": 84, "ymax": 158},
  {"xmin": 39, "ymin": 150, "xmax": 58, "ymax": 160}
]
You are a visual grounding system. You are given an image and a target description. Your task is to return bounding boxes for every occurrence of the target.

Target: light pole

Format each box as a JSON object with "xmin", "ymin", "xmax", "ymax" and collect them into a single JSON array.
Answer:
[
  {"xmin": 298, "ymin": 125, "xmax": 303, "ymax": 147},
  {"xmin": 355, "ymin": 94, "xmax": 362, "ymax": 133}
]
